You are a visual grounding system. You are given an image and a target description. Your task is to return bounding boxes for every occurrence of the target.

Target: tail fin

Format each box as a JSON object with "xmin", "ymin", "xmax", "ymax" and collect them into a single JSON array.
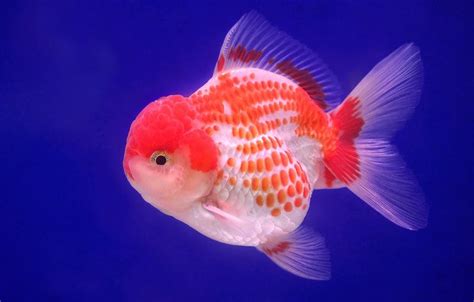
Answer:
[{"xmin": 323, "ymin": 44, "xmax": 428, "ymax": 230}]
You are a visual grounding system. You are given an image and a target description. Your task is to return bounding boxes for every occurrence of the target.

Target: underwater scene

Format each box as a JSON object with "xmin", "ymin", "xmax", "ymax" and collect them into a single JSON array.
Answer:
[{"xmin": 1, "ymin": 0, "xmax": 472, "ymax": 301}]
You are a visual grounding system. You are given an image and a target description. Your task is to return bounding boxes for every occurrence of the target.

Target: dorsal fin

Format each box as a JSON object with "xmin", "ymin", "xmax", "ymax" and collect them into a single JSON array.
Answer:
[{"xmin": 214, "ymin": 11, "xmax": 342, "ymax": 111}]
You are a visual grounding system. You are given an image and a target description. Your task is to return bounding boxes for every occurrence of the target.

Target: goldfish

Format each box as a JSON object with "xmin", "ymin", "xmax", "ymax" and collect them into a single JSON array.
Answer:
[{"xmin": 123, "ymin": 12, "xmax": 428, "ymax": 280}]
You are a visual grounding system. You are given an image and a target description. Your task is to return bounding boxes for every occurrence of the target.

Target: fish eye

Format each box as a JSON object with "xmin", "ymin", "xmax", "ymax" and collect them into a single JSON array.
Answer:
[{"xmin": 151, "ymin": 152, "xmax": 168, "ymax": 166}]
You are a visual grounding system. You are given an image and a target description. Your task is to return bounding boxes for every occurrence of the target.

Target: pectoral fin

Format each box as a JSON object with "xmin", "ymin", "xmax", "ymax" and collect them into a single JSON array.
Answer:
[
  {"xmin": 257, "ymin": 227, "xmax": 331, "ymax": 280},
  {"xmin": 202, "ymin": 202, "xmax": 243, "ymax": 224}
]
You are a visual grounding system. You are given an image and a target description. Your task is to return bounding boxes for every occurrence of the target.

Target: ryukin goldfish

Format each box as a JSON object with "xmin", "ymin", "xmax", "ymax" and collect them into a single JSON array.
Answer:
[{"xmin": 123, "ymin": 12, "xmax": 428, "ymax": 280}]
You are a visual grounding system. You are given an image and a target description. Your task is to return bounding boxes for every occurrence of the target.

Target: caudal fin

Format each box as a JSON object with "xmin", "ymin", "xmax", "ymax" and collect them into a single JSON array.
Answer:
[{"xmin": 323, "ymin": 44, "xmax": 428, "ymax": 230}]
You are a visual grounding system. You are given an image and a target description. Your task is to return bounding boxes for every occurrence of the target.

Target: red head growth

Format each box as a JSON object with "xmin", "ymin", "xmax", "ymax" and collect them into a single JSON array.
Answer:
[{"xmin": 124, "ymin": 95, "xmax": 218, "ymax": 176}]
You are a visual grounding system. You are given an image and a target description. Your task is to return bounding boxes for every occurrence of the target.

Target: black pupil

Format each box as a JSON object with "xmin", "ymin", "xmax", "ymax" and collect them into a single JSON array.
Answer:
[{"xmin": 155, "ymin": 155, "xmax": 167, "ymax": 165}]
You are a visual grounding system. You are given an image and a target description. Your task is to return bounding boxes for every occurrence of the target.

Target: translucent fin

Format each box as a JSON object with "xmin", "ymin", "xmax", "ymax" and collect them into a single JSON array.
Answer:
[
  {"xmin": 214, "ymin": 11, "xmax": 342, "ymax": 111},
  {"xmin": 257, "ymin": 228, "xmax": 331, "ymax": 280},
  {"xmin": 349, "ymin": 43, "xmax": 423, "ymax": 139},
  {"xmin": 350, "ymin": 140, "xmax": 428, "ymax": 230},
  {"xmin": 323, "ymin": 44, "xmax": 428, "ymax": 230}
]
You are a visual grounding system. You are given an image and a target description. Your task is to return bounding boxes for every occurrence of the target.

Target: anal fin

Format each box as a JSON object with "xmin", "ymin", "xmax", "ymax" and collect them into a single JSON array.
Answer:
[{"xmin": 257, "ymin": 227, "xmax": 331, "ymax": 280}]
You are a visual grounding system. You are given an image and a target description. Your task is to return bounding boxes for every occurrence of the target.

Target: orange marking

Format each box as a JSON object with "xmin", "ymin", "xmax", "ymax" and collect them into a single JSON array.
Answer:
[
  {"xmin": 227, "ymin": 158, "xmax": 235, "ymax": 167},
  {"xmin": 295, "ymin": 181, "xmax": 303, "ymax": 194},
  {"xmin": 287, "ymin": 185, "xmax": 296, "ymax": 197},
  {"xmin": 271, "ymin": 173, "xmax": 280, "ymax": 189},
  {"xmin": 271, "ymin": 151, "xmax": 280, "ymax": 166},
  {"xmin": 216, "ymin": 170, "xmax": 224, "ymax": 183},
  {"xmin": 280, "ymin": 170, "xmax": 289, "ymax": 186},
  {"xmin": 256, "ymin": 195, "xmax": 264, "ymax": 207},
  {"xmin": 240, "ymin": 161, "xmax": 248, "ymax": 173},
  {"xmin": 249, "ymin": 125, "xmax": 258, "ymax": 137},
  {"xmin": 238, "ymin": 127, "xmax": 245, "ymax": 139},
  {"xmin": 229, "ymin": 176, "xmax": 237, "ymax": 186},
  {"xmin": 243, "ymin": 179, "xmax": 250, "ymax": 188},
  {"xmin": 294, "ymin": 198, "xmax": 302, "ymax": 208},
  {"xmin": 232, "ymin": 114, "xmax": 240, "ymax": 125},
  {"xmin": 250, "ymin": 143, "xmax": 258, "ymax": 154},
  {"xmin": 303, "ymin": 186, "xmax": 309, "ymax": 198},
  {"xmin": 277, "ymin": 190, "xmax": 287, "ymax": 204},
  {"xmin": 280, "ymin": 152, "xmax": 289, "ymax": 166},
  {"xmin": 254, "ymin": 81, "xmax": 261, "ymax": 90},
  {"xmin": 248, "ymin": 160, "xmax": 256, "ymax": 173},
  {"xmin": 264, "ymin": 157, "xmax": 273, "ymax": 172},
  {"xmin": 263, "ymin": 137, "xmax": 272, "ymax": 149},
  {"xmin": 295, "ymin": 163, "xmax": 302, "ymax": 176},
  {"xmin": 266, "ymin": 194, "xmax": 275, "ymax": 207},
  {"xmin": 271, "ymin": 208, "xmax": 281, "ymax": 217},
  {"xmin": 246, "ymin": 82, "xmax": 254, "ymax": 93},
  {"xmin": 301, "ymin": 171, "xmax": 308, "ymax": 183},
  {"xmin": 241, "ymin": 112, "xmax": 250, "ymax": 125},
  {"xmin": 288, "ymin": 168, "xmax": 296, "ymax": 183},
  {"xmin": 256, "ymin": 158, "xmax": 265, "ymax": 173},
  {"xmin": 286, "ymin": 151, "xmax": 294, "ymax": 164},
  {"xmin": 284, "ymin": 202, "xmax": 293, "ymax": 212},
  {"xmin": 261, "ymin": 177, "xmax": 270, "ymax": 192},
  {"xmin": 251, "ymin": 177, "xmax": 259, "ymax": 191}
]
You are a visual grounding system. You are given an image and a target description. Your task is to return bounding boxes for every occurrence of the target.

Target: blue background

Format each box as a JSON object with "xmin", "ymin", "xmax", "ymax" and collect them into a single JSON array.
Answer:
[{"xmin": 1, "ymin": 1, "xmax": 472, "ymax": 301}]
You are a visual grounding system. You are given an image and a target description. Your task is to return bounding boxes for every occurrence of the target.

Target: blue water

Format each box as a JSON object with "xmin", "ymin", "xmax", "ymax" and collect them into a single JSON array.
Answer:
[{"xmin": 1, "ymin": 1, "xmax": 472, "ymax": 301}]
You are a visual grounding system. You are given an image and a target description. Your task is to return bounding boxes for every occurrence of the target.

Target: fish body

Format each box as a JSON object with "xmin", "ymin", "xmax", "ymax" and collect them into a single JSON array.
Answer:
[
  {"xmin": 186, "ymin": 68, "xmax": 328, "ymax": 246},
  {"xmin": 123, "ymin": 12, "xmax": 428, "ymax": 280}
]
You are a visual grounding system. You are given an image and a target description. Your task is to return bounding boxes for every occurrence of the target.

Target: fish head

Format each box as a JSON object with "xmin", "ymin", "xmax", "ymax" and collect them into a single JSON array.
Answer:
[{"xmin": 123, "ymin": 95, "xmax": 218, "ymax": 216}]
